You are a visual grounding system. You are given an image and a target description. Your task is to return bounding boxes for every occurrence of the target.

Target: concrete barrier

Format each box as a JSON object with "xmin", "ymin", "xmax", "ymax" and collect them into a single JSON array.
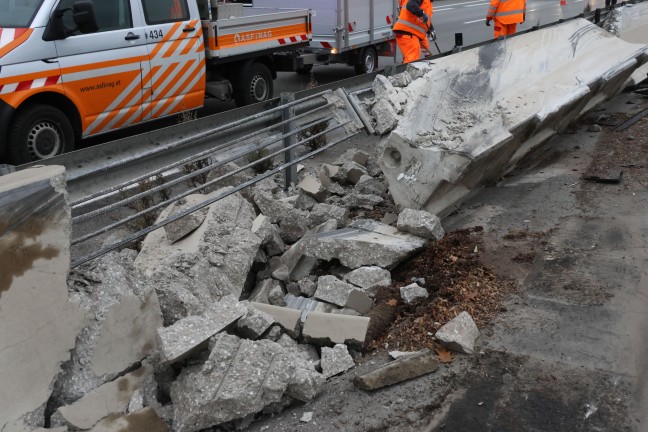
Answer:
[
  {"xmin": 0, "ymin": 166, "xmax": 85, "ymax": 430},
  {"xmin": 604, "ymin": 2, "xmax": 648, "ymax": 86},
  {"xmin": 377, "ymin": 19, "xmax": 648, "ymax": 216}
]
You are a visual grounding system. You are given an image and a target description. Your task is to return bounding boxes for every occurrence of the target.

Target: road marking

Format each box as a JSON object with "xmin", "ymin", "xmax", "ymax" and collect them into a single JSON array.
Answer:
[
  {"xmin": 464, "ymin": 18, "xmax": 485, "ymax": 23},
  {"xmin": 434, "ymin": 7, "xmax": 455, "ymax": 12},
  {"xmin": 463, "ymin": 3, "xmax": 488, "ymax": 7}
]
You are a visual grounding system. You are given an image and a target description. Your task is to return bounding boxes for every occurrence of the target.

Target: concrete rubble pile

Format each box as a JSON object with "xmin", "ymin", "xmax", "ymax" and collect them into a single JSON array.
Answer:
[
  {"xmin": 361, "ymin": 19, "xmax": 648, "ymax": 216},
  {"xmin": 1, "ymin": 152, "xmax": 453, "ymax": 432}
]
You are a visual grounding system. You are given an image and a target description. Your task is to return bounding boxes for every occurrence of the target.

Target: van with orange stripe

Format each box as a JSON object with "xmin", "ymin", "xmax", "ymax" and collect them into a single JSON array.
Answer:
[{"xmin": 0, "ymin": 0, "xmax": 311, "ymax": 164}]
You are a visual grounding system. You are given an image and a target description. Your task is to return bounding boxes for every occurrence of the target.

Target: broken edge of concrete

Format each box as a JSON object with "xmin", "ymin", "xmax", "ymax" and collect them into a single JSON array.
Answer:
[{"xmin": 353, "ymin": 349, "xmax": 438, "ymax": 391}]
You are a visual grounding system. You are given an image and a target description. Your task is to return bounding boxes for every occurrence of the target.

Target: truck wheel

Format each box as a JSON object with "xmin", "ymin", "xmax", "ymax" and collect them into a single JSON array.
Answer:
[
  {"xmin": 233, "ymin": 62, "xmax": 274, "ymax": 106},
  {"xmin": 354, "ymin": 46, "xmax": 378, "ymax": 75},
  {"xmin": 6, "ymin": 104, "xmax": 74, "ymax": 165},
  {"xmin": 295, "ymin": 64, "xmax": 313, "ymax": 75}
]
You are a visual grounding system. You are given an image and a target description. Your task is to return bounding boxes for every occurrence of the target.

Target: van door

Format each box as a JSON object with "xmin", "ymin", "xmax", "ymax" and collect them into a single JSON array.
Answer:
[
  {"xmin": 138, "ymin": 0, "xmax": 205, "ymax": 121},
  {"xmin": 53, "ymin": 0, "xmax": 149, "ymax": 137}
]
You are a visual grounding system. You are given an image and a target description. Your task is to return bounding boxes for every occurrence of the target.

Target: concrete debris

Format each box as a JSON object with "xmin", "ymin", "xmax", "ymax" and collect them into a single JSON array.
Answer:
[
  {"xmin": 295, "ymin": 192, "xmax": 319, "ymax": 211},
  {"xmin": 275, "ymin": 334, "xmax": 321, "ymax": 369},
  {"xmin": 298, "ymin": 175, "xmax": 329, "ymax": 202},
  {"xmin": 317, "ymin": 164, "xmax": 338, "ymax": 187},
  {"xmin": 301, "ymin": 219, "xmax": 427, "ymax": 269},
  {"xmin": 269, "ymin": 256, "xmax": 291, "ymax": 284},
  {"xmin": 157, "ymin": 295, "xmax": 247, "ymax": 365},
  {"xmin": 372, "ymin": 74, "xmax": 406, "ymax": 114},
  {"xmin": 284, "ymin": 294, "xmax": 360, "ymax": 322},
  {"xmin": 278, "ymin": 209, "xmax": 310, "ymax": 244},
  {"xmin": 136, "ymin": 189, "xmax": 261, "ymax": 319},
  {"xmin": 251, "ymin": 303, "xmax": 302, "ymax": 338},
  {"xmin": 334, "ymin": 149, "xmax": 370, "ymax": 167},
  {"xmin": 236, "ymin": 306, "xmax": 275, "ymax": 340},
  {"xmin": 382, "ymin": 212, "xmax": 399, "ymax": 225},
  {"xmin": 342, "ymin": 192, "xmax": 384, "ymax": 210},
  {"xmin": 356, "ymin": 175, "xmax": 387, "ymax": 196},
  {"xmin": 343, "ymin": 266, "xmax": 392, "ymax": 298},
  {"xmin": 286, "ymin": 281, "xmax": 301, "ymax": 296},
  {"xmin": 298, "ymin": 278, "xmax": 318, "ymax": 297},
  {"xmin": 300, "ymin": 412, "xmax": 313, "ymax": 423},
  {"xmin": 435, "ymin": 311, "xmax": 480, "ymax": 354},
  {"xmin": 251, "ymin": 214, "xmax": 273, "ymax": 244},
  {"xmin": 280, "ymin": 219, "xmax": 338, "ymax": 281},
  {"xmin": 204, "ymin": 162, "xmax": 251, "ymax": 195},
  {"xmin": 268, "ymin": 281, "xmax": 287, "ymax": 306},
  {"xmin": 87, "ymin": 407, "xmax": 169, "ymax": 432},
  {"xmin": 308, "ymin": 203, "xmax": 349, "ymax": 228},
  {"xmin": 397, "ymin": 208, "xmax": 445, "ymax": 240},
  {"xmin": 371, "ymin": 98, "xmax": 400, "ymax": 135},
  {"xmin": 163, "ymin": 195, "xmax": 209, "ymax": 244},
  {"xmin": 405, "ymin": 61, "xmax": 434, "ymax": 80},
  {"xmin": 52, "ymin": 365, "xmax": 153, "ymax": 430},
  {"xmin": 263, "ymin": 325, "xmax": 283, "ymax": 342},
  {"xmin": 389, "ymin": 350, "xmax": 424, "ymax": 360},
  {"xmin": 54, "ymin": 252, "xmax": 162, "ymax": 407},
  {"xmin": 252, "ymin": 186, "xmax": 308, "ymax": 226},
  {"xmin": 127, "ymin": 389, "xmax": 144, "ymax": 413},
  {"xmin": 250, "ymin": 279, "xmax": 284, "ymax": 304},
  {"xmin": 388, "ymin": 71, "xmax": 412, "ymax": 88},
  {"xmin": 332, "ymin": 161, "xmax": 368, "ymax": 185},
  {"xmin": 320, "ymin": 344, "xmax": 355, "ymax": 378},
  {"xmin": 302, "ymin": 312, "xmax": 370, "ymax": 350},
  {"xmin": 314, "ymin": 276, "xmax": 373, "ymax": 314},
  {"xmin": 400, "ymin": 283, "xmax": 429, "ymax": 305},
  {"xmin": 171, "ymin": 333, "xmax": 324, "ymax": 432},
  {"xmin": 354, "ymin": 349, "xmax": 438, "ymax": 391}
]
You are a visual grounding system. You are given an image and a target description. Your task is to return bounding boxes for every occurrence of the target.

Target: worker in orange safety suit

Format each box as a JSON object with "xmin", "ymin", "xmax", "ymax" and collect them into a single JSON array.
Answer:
[
  {"xmin": 393, "ymin": 0, "xmax": 434, "ymax": 64},
  {"xmin": 485, "ymin": 0, "xmax": 526, "ymax": 39}
]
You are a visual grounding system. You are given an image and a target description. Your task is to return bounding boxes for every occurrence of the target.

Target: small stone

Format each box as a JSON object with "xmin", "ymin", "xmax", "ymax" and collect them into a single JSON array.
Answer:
[
  {"xmin": 320, "ymin": 344, "xmax": 355, "ymax": 378},
  {"xmin": 435, "ymin": 311, "xmax": 480, "ymax": 354},
  {"xmin": 300, "ymin": 412, "xmax": 313, "ymax": 423},
  {"xmin": 298, "ymin": 278, "xmax": 318, "ymax": 297},
  {"xmin": 397, "ymin": 208, "xmax": 445, "ymax": 240},
  {"xmin": 298, "ymin": 175, "xmax": 329, "ymax": 202},
  {"xmin": 356, "ymin": 175, "xmax": 387, "ymax": 196},
  {"xmin": 344, "ymin": 266, "xmax": 392, "ymax": 298},
  {"xmin": 400, "ymin": 283, "xmax": 428, "ymax": 305}
]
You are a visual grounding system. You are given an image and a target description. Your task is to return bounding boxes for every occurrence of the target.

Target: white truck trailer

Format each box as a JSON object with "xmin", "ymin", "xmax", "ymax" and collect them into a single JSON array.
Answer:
[
  {"xmin": 0, "ymin": 0, "xmax": 311, "ymax": 164},
  {"xmin": 256, "ymin": 0, "xmax": 398, "ymax": 74}
]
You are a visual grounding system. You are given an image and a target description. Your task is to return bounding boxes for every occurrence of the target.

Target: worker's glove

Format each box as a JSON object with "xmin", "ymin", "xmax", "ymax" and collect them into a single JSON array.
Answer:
[
  {"xmin": 486, "ymin": 17, "xmax": 492, "ymax": 26},
  {"xmin": 427, "ymin": 24, "xmax": 436, "ymax": 41},
  {"xmin": 421, "ymin": 13, "xmax": 430, "ymax": 25}
]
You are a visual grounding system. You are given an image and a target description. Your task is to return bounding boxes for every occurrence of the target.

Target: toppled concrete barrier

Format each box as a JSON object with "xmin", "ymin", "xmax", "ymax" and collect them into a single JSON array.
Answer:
[
  {"xmin": 603, "ymin": 2, "xmax": 648, "ymax": 86},
  {"xmin": 354, "ymin": 349, "xmax": 438, "ymax": 391},
  {"xmin": 301, "ymin": 219, "xmax": 427, "ymax": 269},
  {"xmin": 171, "ymin": 333, "xmax": 324, "ymax": 432},
  {"xmin": 376, "ymin": 19, "xmax": 648, "ymax": 216},
  {"xmin": 135, "ymin": 189, "xmax": 261, "ymax": 323},
  {"xmin": 0, "ymin": 166, "xmax": 85, "ymax": 431}
]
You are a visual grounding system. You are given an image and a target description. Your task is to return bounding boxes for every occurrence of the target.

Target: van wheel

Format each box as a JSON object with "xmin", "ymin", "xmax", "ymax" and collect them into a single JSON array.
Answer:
[
  {"xmin": 354, "ymin": 46, "xmax": 378, "ymax": 75},
  {"xmin": 7, "ymin": 104, "xmax": 74, "ymax": 165},
  {"xmin": 233, "ymin": 62, "xmax": 274, "ymax": 107}
]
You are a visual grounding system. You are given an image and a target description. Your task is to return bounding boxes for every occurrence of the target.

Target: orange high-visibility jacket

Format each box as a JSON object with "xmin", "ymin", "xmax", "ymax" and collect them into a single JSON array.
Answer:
[
  {"xmin": 487, "ymin": 0, "xmax": 526, "ymax": 24},
  {"xmin": 393, "ymin": 0, "xmax": 433, "ymax": 41}
]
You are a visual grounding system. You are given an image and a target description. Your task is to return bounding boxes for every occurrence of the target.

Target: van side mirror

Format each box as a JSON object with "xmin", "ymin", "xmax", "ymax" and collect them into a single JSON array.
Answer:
[{"xmin": 42, "ymin": 0, "xmax": 98, "ymax": 41}]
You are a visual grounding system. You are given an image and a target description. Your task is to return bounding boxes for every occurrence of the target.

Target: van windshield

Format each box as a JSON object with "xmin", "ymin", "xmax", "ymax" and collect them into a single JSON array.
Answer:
[{"xmin": 0, "ymin": 0, "xmax": 42, "ymax": 28}]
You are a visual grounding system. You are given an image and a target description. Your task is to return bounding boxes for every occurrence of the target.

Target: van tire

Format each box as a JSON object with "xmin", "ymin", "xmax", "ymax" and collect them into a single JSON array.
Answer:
[
  {"xmin": 233, "ymin": 62, "xmax": 274, "ymax": 107},
  {"xmin": 354, "ymin": 46, "xmax": 378, "ymax": 75},
  {"xmin": 7, "ymin": 104, "xmax": 74, "ymax": 165}
]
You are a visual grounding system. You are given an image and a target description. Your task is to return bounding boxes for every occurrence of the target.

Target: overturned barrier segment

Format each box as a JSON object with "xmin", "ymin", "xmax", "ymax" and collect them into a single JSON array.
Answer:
[
  {"xmin": 604, "ymin": 1, "xmax": 648, "ymax": 86},
  {"xmin": 376, "ymin": 19, "xmax": 648, "ymax": 216}
]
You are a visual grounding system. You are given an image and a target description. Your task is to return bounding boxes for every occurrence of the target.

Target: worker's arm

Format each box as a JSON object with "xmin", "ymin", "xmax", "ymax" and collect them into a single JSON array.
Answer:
[
  {"xmin": 405, "ymin": 0, "xmax": 426, "ymax": 18},
  {"xmin": 486, "ymin": 0, "xmax": 500, "ymax": 19}
]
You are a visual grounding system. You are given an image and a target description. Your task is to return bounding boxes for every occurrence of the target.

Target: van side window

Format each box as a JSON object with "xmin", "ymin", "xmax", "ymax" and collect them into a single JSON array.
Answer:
[
  {"xmin": 57, "ymin": 0, "xmax": 133, "ymax": 33},
  {"xmin": 141, "ymin": 0, "xmax": 189, "ymax": 24}
]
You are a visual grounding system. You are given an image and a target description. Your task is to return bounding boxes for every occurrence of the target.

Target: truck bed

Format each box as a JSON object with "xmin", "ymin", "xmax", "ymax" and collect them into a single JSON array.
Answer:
[{"xmin": 202, "ymin": 7, "xmax": 312, "ymax": 60}]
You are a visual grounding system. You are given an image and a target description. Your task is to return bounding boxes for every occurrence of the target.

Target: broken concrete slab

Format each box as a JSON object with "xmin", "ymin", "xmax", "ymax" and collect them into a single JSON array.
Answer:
[
  {"xmin": 354, "ymin": 349, "xmax": 438, "ymax": 390},
  {"xmin": 136, "ymin": 189, "xmax": 261, "ymax": 310},
  {"xmin": 252, "ymin": 187, "xmax": 307, "ymax": 225},
  {"xmin": 157, "ymin": 295, "xmax": 247, "ymax": 364},
  {"xmin": 302, "ymin": 312, "xmax": 370, "ymax": 350},
  {"xmin": 333, "ymin": 161, "xmax": 368, "ymax": 185},
  {"xmin": 334, "ymin": 149, "xmax": 370, "ymax": 167},
  {"xmin": 0, "ymin": 166, "xmax": 85, "ymax": 431},
  {"xmin": 371, "ymin": 98, "xmax": 399, "ymax": 135},
  {"xmin": 52, "ymin": 365, "xmax": 153, "ymax": 430},
  {"xmin": 308, "ymin": 203, "xmax": 349, "ymax": 228},
  {"xmin": 269, "ymin": 256, "xmax": 290, "ymax": 284},
  {"xmin": 163, "ymin": 195, "xmax": 209, "ymax": 244},
  {"xmin": 278, "ymin": 210, "xmax": 310, "ymax": 244},
  {"xmin": 249, "ymin": 279, "xmax": 283, "ymax": 304},
  {"xmin": 251, "ymin": 214, "xmax": 273, "ymax": 244},
  {"xmin": 87, "ymin": 407, "xmax": 169, "ymax": 432},
  {"xmin": 435, "ymin": 311, "xmax": 480, "ymax": 354},
  {"xmin": 397, "ymin": 208, "xmax": 445, "ymax": 240},
  {"xmin": 320, "ymin": 344, "xmax": 355, "ymax": 378},
  {"xmin": 301, "ymin": 219, "xmax": 427, "ymax": 269},
  {"xmin": 298, "ymin": 176, "xmax": 328, "ymax": 202},
  {"xmin": 372, "ymin": 74, "xmax": 407, "ymax": 114},
  {"xmin": 314, "ymin": 276, "xmax": 373, "ymax": 314},
  {"xmin": 280, "ymin": 219, "xmax": 338, "ymax": 281},
  {"xmin": 236, "ymin": 306, "xmax": 275, "ymax": 340},
  {"xmin": 343, "ymin": 266, "xmax": 392, "ymax": 298},
  {"xmin": 251, "ymin": 303, "xmax": 302, "ymax": 338},
  {"xmin": 341, "ymin": 192, "xmax": 384, "ymax": 210},
  {"xmin": 400, "ymin": 283, "xmax": 429, "ymax": 305},
  {"xmin": 204, "ymin": 162, "xmax": 251, "ymax": 195},
  {"xmin": 171, "ymin": 333, "xmax": 324, "ymax": 432},
  {"xmin": 356, "ymin": 175, "xmax": 387, "ymax": 196},
  {"xmin": 388, "ymin": 71, "xmax": 412, "ymax": 88},
  {"xmin": 53, "ymin": 252, "xmax": 162, "ymax": 408}
]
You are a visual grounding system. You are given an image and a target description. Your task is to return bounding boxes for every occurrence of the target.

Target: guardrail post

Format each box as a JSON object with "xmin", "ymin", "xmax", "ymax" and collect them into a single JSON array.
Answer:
[{"xmin": 281, "ymin": 92, "xmax": 297, "ymax": 191}]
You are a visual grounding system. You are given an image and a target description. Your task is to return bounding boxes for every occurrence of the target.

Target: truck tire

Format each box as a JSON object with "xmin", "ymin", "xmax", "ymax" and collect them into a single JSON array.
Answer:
[
  {"xmin": 295, "ymin": 64, "xmax": 313, "ymax": 75},
  {"xmin": 6, "ymin": 104, "xmax": 74, "ymax": 165},
  {"xmin": 354, "ymin": 46, "xmax": 378, "ymax": 75},
  {"xmin": 233, "ymin": 62, "xmax": 274, "ymax": 107}
]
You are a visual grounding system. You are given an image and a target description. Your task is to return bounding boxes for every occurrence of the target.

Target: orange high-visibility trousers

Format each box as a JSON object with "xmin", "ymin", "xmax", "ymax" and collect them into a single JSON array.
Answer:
[
  {"xmin": 396, "ymin": 33, "xmax": 428, "ymax": 64},
  {"xmin": 493, "ymin": 21, "xmax": 517, "ymax": 38}
]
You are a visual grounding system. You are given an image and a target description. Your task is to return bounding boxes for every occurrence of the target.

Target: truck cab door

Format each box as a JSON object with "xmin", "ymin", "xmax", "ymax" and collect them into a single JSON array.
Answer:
[
  {"xmin": 53, "ymin": 0, "xmax": 150, "ymax": 137},
  {"xmin": 138, "ymin": 0, "xmax": 205, "ymax": 121}
]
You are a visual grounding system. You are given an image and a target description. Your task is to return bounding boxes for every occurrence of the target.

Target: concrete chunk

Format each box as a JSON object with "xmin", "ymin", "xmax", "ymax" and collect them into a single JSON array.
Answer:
[
  {"xmin": 302, "ymin": 312, "xmax": 370, "ymax": 350},
  {"xmin": 356, "ymin": 175, "xmax": 387, "ymax": 196},
  {"xmin": 354, "ymin": 349, "xmax": 438, "ymax": 390},
  {"xmin": 371, "ymin": 98, "xmax": 399, "ymax": 135},
  {"xmin": 236, "ymin": 306, "xmax": 275, "ymax": 340},
  {"xmin": 435, "ymin": 311, "xmax": 480, "ymax": 354},
  {"xmin": 334, "ymin": 149, "xmax": 370, "ymax": 167},
  {"xmin": 314, "ymin": 276, "xmax": 373, "ymax": 314},
  {"xmin": 171, "ymin": 334, "xmax": 324, "ymax": 432},
  {"xmin": 280, "ymin": 219, "xmax": 338, "ymax": 281},
  {"xmin": 344, "ymin": 266, "xmax": 392, "ymax": 298},
  {"xmin": 308, "ymin": 203, "xmax": 349, "ymax": 228},
  {"xmin": 301, "ymin": 219, "xmax": 427, "ymax": 269},
  {"xmin": 333, "ymin": 161, "xmax": 368, "ymax": 185},
  {"xmin": 400, "ymin": 283, "xmax": 429, "ymax": 305},
  {"xmin": 88, "ymin": 407, "xmax": 169, "ymax": 432},
  {"xmin": 342, "ymin": 192, "xmax": 384, "ymax": 210},
  {"xmin": 251, "ymin": 303, "xmax": 302, "ymax": 338},
  {"xmin": 164, "ymin": 195, "xmax": 209, "ymax": 244},
  {"xmin": 321, "ymin": 344, "xmax": 355, "ymax": 378},
  {"xmin": 298, "ymin": 175, "xmax": 328, "ymax": 202},
  {"xmin": 157, "ymin": 295, "xmax": 247, "ymax": 364},
  {"xmin": 397, "ymin": 208, "xmax": 445, "ymax": 240}
]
